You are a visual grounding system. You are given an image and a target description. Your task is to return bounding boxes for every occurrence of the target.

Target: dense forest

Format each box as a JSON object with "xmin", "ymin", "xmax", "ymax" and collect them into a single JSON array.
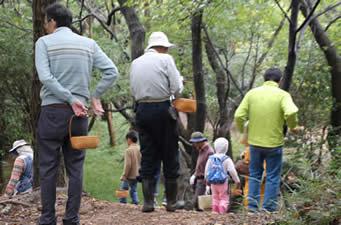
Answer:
[{"xmin": 0, "ymin": 0, "xmax": 340, "ymax": 224}]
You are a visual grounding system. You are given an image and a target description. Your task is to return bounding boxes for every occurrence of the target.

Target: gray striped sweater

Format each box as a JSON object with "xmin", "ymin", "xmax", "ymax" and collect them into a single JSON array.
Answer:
[{"xmin": 35, "ymin": 27, "xmax": 118, "ymax": 106}]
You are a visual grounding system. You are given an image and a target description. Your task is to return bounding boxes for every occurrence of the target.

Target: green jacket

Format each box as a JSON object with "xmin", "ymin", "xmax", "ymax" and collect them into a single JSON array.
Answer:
[{"xmin": 234, "ymin": 81, "xmax": 298, "ymax": 148}]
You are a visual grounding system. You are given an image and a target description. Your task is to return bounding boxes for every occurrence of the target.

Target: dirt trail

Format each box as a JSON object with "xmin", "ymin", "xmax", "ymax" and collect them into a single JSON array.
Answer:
[{"xmin": 0, "ymin": 193, "xmax": 278, "ymax": 225}]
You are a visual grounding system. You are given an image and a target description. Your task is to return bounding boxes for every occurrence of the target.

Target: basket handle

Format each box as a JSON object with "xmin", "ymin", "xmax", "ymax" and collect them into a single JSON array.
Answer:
[{"xmin": 68, "ymin": 115, "xmax": 76, "ymax": 139}]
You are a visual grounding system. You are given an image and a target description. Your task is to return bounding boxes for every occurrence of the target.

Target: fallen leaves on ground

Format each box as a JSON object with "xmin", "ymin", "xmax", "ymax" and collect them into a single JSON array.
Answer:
[{"xmin": 0, "ymin": 192, "xmax": 279, "ymax": 225}]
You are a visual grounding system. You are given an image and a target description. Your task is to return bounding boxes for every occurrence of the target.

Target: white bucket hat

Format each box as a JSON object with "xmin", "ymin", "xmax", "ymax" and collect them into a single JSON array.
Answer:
[
  {"xmin": 145, "ymin": 31, "xmax": 175, "ymax": 50},
  {"xmin": 9, "ymin": 139, "xmax": 30, "ymax": 153}
]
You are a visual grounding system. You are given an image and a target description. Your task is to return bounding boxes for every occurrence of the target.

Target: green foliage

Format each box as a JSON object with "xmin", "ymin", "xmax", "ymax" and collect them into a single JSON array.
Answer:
[
  {"xmin": 279, "ymin": 176, "xmax": 341, "ymax": 225},
  {"xmin": 0, "ymin": 4, "xmax": 33, "ymax": 151},
  {"xmin": 0, "ymin": 2, "xmax": 339, "ymax": 221}
]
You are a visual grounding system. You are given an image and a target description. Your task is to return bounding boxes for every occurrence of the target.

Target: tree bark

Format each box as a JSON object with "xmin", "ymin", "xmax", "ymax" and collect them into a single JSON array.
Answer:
[
  {"xmin": 31, "ymin": 0, "xmax": 57, "ymax": 188},
  {"xmin": 118, "ymin": 0, "xmax": 145, "ymax": 60},
  {"xmin": 104, "ymin": 103, "xmax": 116, "ymax": 146},
  {"xmin": 191, "ymin": 9, "xmax": 206, "ymax": 132},
  {"xmin": 300, "ymin": 1, "xmax": 341, "ymax": 140},
  {"xmin": 280, "ymin": 0, "xmax": 300, "ymax": 91},
  {"xmin": 204, "ymin": 39, "xmax": 234, "ymax": 157}
]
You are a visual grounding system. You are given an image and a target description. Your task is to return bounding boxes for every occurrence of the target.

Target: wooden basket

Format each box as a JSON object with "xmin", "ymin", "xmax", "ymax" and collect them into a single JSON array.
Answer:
[
  {"xmin": 115, "ymin": 190, "xmax": 129, "ymax": 198},
  {"xmin": 173, "ymin": 98, "xmax": 197, "ymax": 113},
  {"xmin": 69, "ymin": 115, "xmax": 99, "ymax": 150}
]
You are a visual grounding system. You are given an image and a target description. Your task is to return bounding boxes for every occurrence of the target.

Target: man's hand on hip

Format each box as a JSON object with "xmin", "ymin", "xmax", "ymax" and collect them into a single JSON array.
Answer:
[
  {"xmin": 91, "ymin": 97, "xmax": 105, "ymax": 116},
  {"xmin": 71, "ymin": 100, "xmax": 88, "ymax": 117}
]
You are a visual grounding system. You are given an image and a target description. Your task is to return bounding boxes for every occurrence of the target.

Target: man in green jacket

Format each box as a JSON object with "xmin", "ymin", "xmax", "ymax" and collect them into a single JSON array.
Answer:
[{"xmin": 234, "ymin": 68, "xmax": 298, "ymax": 212}]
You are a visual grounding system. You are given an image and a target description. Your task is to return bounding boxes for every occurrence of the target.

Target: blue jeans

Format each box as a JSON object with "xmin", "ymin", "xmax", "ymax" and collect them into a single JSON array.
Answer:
[
  {"xmin": 119, "ymin": 179, "xmax": 139, "ymax": 205},
  {"xmin": 248, "ymin": 146, "xmax": 282, "ymax": 212}
]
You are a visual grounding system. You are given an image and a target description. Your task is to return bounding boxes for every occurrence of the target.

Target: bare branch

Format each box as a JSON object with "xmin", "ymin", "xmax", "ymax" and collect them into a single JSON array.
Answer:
[
  {"xmin": 106, "ymin": 105, "xmax": 132, "ymax": 112},
  {"xmin": 0, "ymin": 200, "xmax": 31, "ymax": 207},
  {"xmin": 274, "ymin": 0, "xmax": 292, "ymax": 24},
  {"xmin": 0, "ymin": 19, "xmax": 31, "ymax": 32},
  {"xmin": 179, "ymin": 136, "xmax": 192, "ymax": 147},
  {"xmin": 79, "ymin": 0, "xmax": 85, "ymax": 34},
  {"xmin": 296, "ymin": 0, "xmax": 320, "ymax": 34},
  {"xmin": 325, "ymin": 15, "xmax": 341, "ymax": 31},
  {"xmin": 112, "ymin": 101, "xmax": 135, "ymax": 125},
  {"xmin": 240, "ymin": 29, "xmax": 254, "ymax": 90},
  {"xmin": 76, "ymin": 0, "xmax": 118, "ymax": 41},
  {"xmin": 72, "ymin": 14, "xmax": 92, "ymax": 24},
  {"xmin": 106, "ymin": 6, "xmax": 122, "ymax": 25},
  {"xmin": 296, "ymin": 0, "xmax": 340, "ymax": 50},
  {"xmin": 311, "ymin": 1, "xmax": 341, "ymax": 20},
  {"xmin": 202, "ymin": 25, "xmax": 244, "ymax": 97},
  {"xmin": 247, "ymin": 14, "xmax": 285, "ymax": 90}
]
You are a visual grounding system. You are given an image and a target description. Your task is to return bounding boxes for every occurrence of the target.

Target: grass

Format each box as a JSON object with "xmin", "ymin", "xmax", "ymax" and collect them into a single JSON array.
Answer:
[
  {"xmin": 83, "ymin": 114, "xmax": 143, "ymax": 202},
  {"xmin": 84, "ymin": 114, "xmax": 247, "ymax": 203}
]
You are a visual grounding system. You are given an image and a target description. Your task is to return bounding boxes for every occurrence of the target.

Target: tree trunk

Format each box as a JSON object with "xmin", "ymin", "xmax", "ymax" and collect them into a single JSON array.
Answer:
[
  {"xmin": 204, "ymin": 40, "xmax": 228, "ymax": 135},
  {"xmin": 300, "ymin": 1, "xmax": 341, "ymax": 158},
  {"xmin": 191, "ymin": 9, "xmax": 206, "ymax": 132},
  {"xmin": 104, "ymin": 103, "xmax": 116, "ymax": 146},
  {"xmin": 204, "ymin": 39, "xmax": 234, "ymax": 158},
  {"xmin": 32, "ymin": 0, "xmax": 56, "ymax": 188},
  {"xmin": 280, "ymin": 0, "xmax": 300, "ymax": 91},
  {"xmin": 300, "ymin": 1, "xmax": 341, "ymax": 148},
  {"xmin": 0, "ymin": 154, "xmax": 3, "ymax": 191},
  {"xmin": 118, "ymin": 0, "xmax": 145, "ymax": 60}
]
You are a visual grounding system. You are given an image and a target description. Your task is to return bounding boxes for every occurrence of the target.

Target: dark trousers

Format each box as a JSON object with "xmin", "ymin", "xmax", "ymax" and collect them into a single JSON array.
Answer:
[
  {"xmin": 37, "ymin": 106, "xmax": 88, "ymax": 225},
  {"xmin": 136, "ymin": 101, "xmax": 179, "ymax": 179}
]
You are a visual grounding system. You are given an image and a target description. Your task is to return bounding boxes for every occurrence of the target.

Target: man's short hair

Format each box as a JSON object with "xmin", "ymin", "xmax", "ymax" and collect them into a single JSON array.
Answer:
[
  {"xmin": 126, "ymin": 130, "xmax": 138, "ymax": 143},
  {"xmin": 264, "ymin": 68, "xmax": 282, "ymax": 83},
  {"xmin": 45, "ymin": 3, "xmax": 72, "ymax": 28}
]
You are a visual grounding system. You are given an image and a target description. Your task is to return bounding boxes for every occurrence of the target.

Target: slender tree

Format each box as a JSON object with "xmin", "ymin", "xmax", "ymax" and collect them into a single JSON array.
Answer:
[
  {"xmin": 192, "ymin": 8, "xmax": 206, "ymax": 132},
  {"xmin": 281, "ymin": 0, "xmax": 300, "ymax": 91},
  {"xmin": 300, "ymin": 0, "xmax": 341, "ymax": 148},
  {"xmin": 118, "ymin": 0, "xmax": 145, "ymax": 60}
]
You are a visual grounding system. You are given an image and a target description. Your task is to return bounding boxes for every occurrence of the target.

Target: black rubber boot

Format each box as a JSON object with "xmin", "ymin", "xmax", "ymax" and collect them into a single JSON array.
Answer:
[
  {"xmin": 165, "ymin": 178, "xmax": 178, "ymax": 212},
  {"xmin": 142, "ymin": 179, "xmax": 155, "ymax": 213}
]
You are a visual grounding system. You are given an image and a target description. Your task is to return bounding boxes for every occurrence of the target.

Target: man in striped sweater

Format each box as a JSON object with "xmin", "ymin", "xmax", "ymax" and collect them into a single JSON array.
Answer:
[{"xmin": 35, "ymin": 3, "xmax": 118, "ymax": 225}]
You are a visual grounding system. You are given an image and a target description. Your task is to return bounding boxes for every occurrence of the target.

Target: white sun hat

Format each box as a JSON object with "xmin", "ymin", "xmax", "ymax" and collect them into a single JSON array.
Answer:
[
  {"xmin": 145, "ymin": 31, "xmax": 175, "ymax": 51},
  {"xmin": 9, "ymin": 139, "xmax": 30, "ymax": 153}
]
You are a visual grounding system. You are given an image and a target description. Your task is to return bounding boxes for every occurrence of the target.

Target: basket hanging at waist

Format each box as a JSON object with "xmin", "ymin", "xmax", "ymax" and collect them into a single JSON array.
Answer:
[{"xmin": 172, "ymin": 98, "xmax": 197, "ymax": 113}]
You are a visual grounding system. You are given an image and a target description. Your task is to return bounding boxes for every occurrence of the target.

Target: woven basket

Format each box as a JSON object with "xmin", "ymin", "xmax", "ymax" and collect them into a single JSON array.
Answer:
[
  {"xmin": 198, "ymin": 195, "xmax": 212, "ymax": 210},
  {"xmin": 115, "ymin": 190, "xmax": 129, "ymax": 198},
  {"xmin": 173, "ymin": 98, "xmax": 197, "ymax": 113},
  {"xmin": 69, "ymin": 115, "xmax": 99, "ymax": 150}
]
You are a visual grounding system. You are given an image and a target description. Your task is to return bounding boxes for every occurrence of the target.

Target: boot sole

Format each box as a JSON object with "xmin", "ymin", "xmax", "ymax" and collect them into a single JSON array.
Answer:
[{"xmin": 142, "ymin": 207, "xmax": 155, "ymax": 213}]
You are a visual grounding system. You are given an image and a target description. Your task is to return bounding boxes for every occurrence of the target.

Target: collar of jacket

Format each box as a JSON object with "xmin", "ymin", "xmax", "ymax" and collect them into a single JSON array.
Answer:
[
  {"xmin": 199, "ymin": 142, "xmax": 210, "ymax": 152},
  {"xmin": 145, "ymin": 48, "xmax": 158, "ymax": 54},
  {"xmin": 54, "ymin": 27, "xmax": 72, "ymax": 33},
  {"xmin": 263, "ymin": 81, "xmax": 279, "ymax": 87}
]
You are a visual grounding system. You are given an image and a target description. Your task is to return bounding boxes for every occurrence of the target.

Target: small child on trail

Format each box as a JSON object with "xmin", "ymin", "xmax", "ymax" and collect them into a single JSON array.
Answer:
[
  {"xmin": 119, "ymin": 130, "xmax": 141, "ymax": 205},
  {"xmin": 205, "ymin": 138, "xmax": 241, "ymax": 214}
]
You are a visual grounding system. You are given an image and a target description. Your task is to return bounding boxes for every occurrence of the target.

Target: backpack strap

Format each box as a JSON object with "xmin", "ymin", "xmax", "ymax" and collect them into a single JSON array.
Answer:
[
  {"xmin": 221, "ymin": 155, "xmax": 229, "ymax": 162},
  {"xmin": 221, "ymin": 155, "xmax": 231, "ymax": 178}
]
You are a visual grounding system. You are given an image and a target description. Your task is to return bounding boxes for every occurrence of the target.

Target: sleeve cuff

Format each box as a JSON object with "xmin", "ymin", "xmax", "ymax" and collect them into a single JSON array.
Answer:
[
  {"xmin": 92, "ymin": 91, "xmax": 101, "ymax": 99},
  {"xmin": 68, "ymin": 95, "xmax": 78, "ymax": 104}
]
